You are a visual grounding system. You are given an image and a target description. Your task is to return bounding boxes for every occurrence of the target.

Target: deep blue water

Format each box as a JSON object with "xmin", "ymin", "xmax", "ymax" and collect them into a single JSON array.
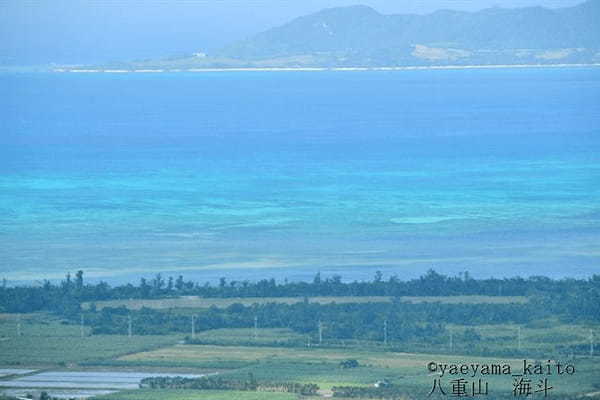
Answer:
[{"xmin": 1, "ymin": 68, "xmax": 599, "ymax": 283}]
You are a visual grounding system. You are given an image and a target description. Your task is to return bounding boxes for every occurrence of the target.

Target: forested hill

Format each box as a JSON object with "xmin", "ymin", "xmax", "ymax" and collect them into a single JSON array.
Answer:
[
  {"xmin": 94, "ymin": 0, "xmax": 600, "ymax": 70},
  {"xmin": 217, "ymin": 0, "xmax": 600, "ymax": 61}
]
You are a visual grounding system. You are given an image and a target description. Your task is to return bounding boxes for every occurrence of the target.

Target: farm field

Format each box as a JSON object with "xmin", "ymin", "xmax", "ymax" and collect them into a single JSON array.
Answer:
[
  {"xmin": 400, "ymin": 295, "xmax": 528, "ymax": 304},
  {"xmin": 1, "ymin": 308, "xmax": 598, "ymax": 398},
  {"xmin": 0, "ymin": 369, "xmax": 36, "ymax": 378},
  {"xmin": 0, "ymin": 313, "xmax": 184, "ymax": 366},
  {"xmin": 114, "ymin": 321, "xmax": 599, "ymax": 360},
  {"xmin": 117, "ymin": 343, "xmax": 600, "ymax": 395},
  {"xmin": 188, "ymin": 328, "xmax": 308, "ymax": 347},
  {"xmin": 442, "ymin": 320, "xmax": 598, "ymax": 356},
  {"xmin": 2, "ymin": 388, "xmax": 117, "ymax": 399},
  {"xmin": 0, "ymin": 314, "xmax": 182, "ymax": 366},
  {"xmin": 120, "ymin": 343, "xmax": 511, "ymax": 368},
  {"xmin": 0, "ymin": 313, "xmax": 92, "ymax": 338},
  {"xmin": 0, "ymin": 371, "xmax": 206, "ymax": 390},
  {"xmin": 0, "ymin": 371, "xmax": 210, "ymax": 400},
  {"xmin": 83, "ymin": 295, "xmax": 527, "ymax": 310},
  {"xmin": 92, "ymin": 389, "xmax": 300, "ymax": 400},
  {"xmin": 0, "ymin": 335, "xmax": 181, "ymax": 365}
]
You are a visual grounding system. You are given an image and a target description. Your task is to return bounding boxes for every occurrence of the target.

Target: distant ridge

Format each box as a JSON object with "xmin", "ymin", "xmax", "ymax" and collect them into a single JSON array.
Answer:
[
  {"xmin": 81, "ymin": 0, "xmax": 600, "ymax": 70},
  {"xmin": 216, "ymin": 0, "xmax": 600, "ymax": 63}
]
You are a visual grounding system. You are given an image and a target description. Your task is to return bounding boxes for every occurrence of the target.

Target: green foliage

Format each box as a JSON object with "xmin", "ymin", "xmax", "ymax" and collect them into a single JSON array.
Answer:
[
  {"xmin": 222, "ymin": 360, "xmax": 396, "ymax": 389},
  {"xmin": 339, "ymin": 359, "xmax": 360, "ymax": 369},
  {"xmin": 81, "ymin": 299, "xmax": 540, "ymax": 345},
  {"xmin": 214, "ymin": 1, "xmax": 600, "ymax": 66},
  {"xmin": 185, "ymin": 327, "xmax": 307, "ymax": 347},
  {"xmin": 462, "ymin": 328, "xmax": 481, "ymax": 342},
  {"xmin": 3, "ymin": 271, "xmax": 599, "ymax": 340},
  {"xmin": 83, "ymin": 359, "xmax": 255, "ymax": 369},
  {"xmin": 0, "ymin": 334, "xmax": 180, "ymax": 365},
  {"xmin": 139, "ymin": 375, "xmax": 319, "ymax": 396}
]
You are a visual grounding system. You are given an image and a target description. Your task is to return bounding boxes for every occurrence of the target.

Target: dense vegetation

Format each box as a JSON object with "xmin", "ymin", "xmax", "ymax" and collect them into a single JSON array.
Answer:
[
  {"xmin": 1, "ymin": 269, "xmax": 599, "ymax": 322},
  {"xmin": 140, "ymin": 375, "xmax": 319, "ymax": 396},
  {"xmin": 1, "ymin": 270, "xmax": 598, "ymax": 361},
  {"xmin": 217, "ymin": 1, "xmax": 600, "ymax": 63},
  {"xmin": 96, "ymin": 0, "xmax": 600, "ymax": 71},
  {"xmin": 88, "ymin": 300, "xmax": 531, "ymax": 338},
  {"xmin": 2, "ymin": 315, "xmax": 598, "ymax": 398}
]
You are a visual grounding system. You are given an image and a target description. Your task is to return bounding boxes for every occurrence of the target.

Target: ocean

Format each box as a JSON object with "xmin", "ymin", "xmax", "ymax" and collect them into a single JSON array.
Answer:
[{"xmin": 1, "ymin": 68, "xmax": 599, "ymax": 284}]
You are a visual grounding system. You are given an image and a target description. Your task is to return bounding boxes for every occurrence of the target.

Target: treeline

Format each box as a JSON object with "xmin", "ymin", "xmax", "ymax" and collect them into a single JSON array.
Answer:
[
  {"xmin": 1, "ymin": 270, "xmax": 599, "ymax": 323},
  {"xmin": 90, "ymin": 300, "xmax": 539, "ymax": 341},
  {"xmin": 88, "ymin": 301, "xmax": 448, "ymax": 340},
  {"xmin": 0, "ymin": 271, "xmax": 88, "ymax": 315},
  {"xmin": 140, "ymin": 375, "xmax": 319, "ymax": 396}
]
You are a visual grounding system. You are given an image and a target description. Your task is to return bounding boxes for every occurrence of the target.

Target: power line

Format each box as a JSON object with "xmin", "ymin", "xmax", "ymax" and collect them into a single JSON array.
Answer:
[
  {"xmin": 191, "ymin": 315, "xmax": 196, "ymax": 340},
  {"xmin": 318, "ymin": 320, "xmax": 323, "ymax": 345},
  {"xmin": 383, "ymin": 319, "xmax": 388, "ymax": 345},
  {"xmin": 128, "ymin": 315, "xmax": 132, "ymax": 338}
]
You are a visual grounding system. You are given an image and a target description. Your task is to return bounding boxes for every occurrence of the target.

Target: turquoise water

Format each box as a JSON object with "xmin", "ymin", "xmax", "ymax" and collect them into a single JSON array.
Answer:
[{"xmin": 1, "ymin": 68, "xmax": 599, "ymax": 282}]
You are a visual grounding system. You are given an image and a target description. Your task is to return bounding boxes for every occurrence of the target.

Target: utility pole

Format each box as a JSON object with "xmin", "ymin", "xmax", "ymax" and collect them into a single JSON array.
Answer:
[
  {"xmin": 383, "ymin": 320, "xmax": 388, "ymax": 345},
  {"xmin": 191, "ymin": 315, "xmax": 196, "ymax": 340},
  {"xmin": 318, "ymin": 320, "xmax": 323, "ymax": 345},
  {"xmin": 128, "ymin": 315, "xmax": 132, "ymax": 338},
  {"xmin": 254, "ymin": 316, "xmax": 258, "ymax": 340},
  {"xmin": 80, "ymin": 314, "xmax": 85, "ymax": 338},
  {"xmin": 16, "ymin": 315, "xmax": 21, "ymax": 337},
  {"xmin": 590, "ymin": 329, "xmax": 594, "ymax": 357}
]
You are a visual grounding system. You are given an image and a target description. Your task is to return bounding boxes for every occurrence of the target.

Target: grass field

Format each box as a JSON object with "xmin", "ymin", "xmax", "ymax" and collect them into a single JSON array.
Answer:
[
  {"xmin": 119, "ymin": 343, "xmax": 522, "ymax": 370},
  {"xmin": 0, "ymin": 335, "xmax": 182, "ymax": 365},
  {"xmin": 92, "ymin": 389, "xmax": 299, "ymax": 400},
  {"xmin": 83, "ymin": 295, "xmax": 527, "ymax": 310},
  {"xmin": 0, "ymin": 313, "xmax": 181, "ymax": 366},
  {"xmin": 1, "ymin": 313, "xmax": 598, "ymax": 398},
  {"xmin": 444, "ymin": 320, "xmax": 598, "ymax": 356},
  {"xmin": 117, "ymin": 343, "xmax": 600, "ymax": 395},
  {"xmin": 401, "ymin": 295, "xmax": 527, "ymax": 304},
  {"xmin": 189, "ymin": 328, "xmax": 308, "ymax": 347},
  {"xmin": 0, "ymin": 313, "xmax": 91, "ymax": 338},
  {"xmin": 83, "ymin": 296, "xmax": 391, "ymax": 310}
]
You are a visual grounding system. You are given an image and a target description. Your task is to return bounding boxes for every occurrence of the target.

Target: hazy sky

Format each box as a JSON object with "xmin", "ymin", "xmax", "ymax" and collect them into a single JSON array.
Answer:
[{"xmin": 0, "ymin": 0, "xmax": 585, "ymax": 65}]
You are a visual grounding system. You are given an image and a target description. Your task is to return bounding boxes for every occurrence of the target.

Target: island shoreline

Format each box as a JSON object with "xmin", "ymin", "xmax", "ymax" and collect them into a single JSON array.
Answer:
[{"xmin": 52, "ymin": 63, "xmax": 600, "ymax": 73}]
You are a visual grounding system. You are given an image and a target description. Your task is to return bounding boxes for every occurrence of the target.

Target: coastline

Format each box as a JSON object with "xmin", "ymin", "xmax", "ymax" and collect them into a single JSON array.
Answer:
[{"xmin": 52, "ymin": 63, "xmax": 600, "ymax": 73}]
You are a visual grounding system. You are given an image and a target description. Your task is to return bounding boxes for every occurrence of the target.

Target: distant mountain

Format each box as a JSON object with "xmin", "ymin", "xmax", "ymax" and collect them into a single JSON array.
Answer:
[
  {"xmin": 85, "ymin": 0, "xmax": 600, "ymax": 70},
  {"xmin": 215, "ymin": 0, "xmax": 600, "ymax": 66}
]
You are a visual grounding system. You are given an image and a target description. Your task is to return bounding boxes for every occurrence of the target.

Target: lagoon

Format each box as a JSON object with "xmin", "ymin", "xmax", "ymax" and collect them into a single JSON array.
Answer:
[{"xmin": 1, "ymin": 68, "xmax": 599, "ymax": 283}]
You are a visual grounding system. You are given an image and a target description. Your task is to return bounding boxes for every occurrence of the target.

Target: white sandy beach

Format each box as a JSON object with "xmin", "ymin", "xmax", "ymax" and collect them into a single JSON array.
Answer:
[{"xmin": 54, "ymin": 63, "xmax": 600, "ymax": 74}]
